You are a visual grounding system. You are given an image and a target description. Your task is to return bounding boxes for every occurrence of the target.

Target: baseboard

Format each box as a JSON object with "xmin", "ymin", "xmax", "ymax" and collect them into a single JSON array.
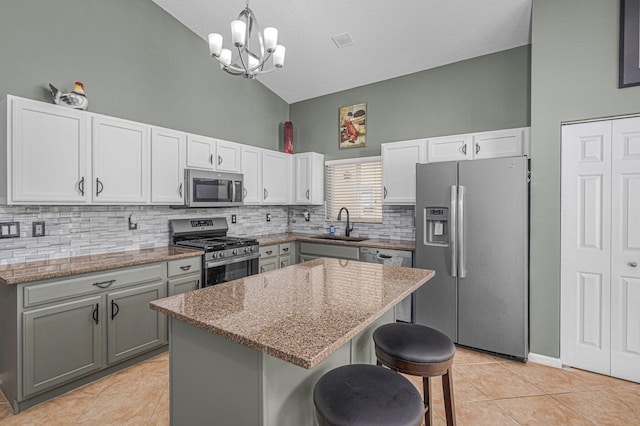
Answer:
[{"xmin": 527, "ymin": 352, "xmax": 562, "ymax": 368}]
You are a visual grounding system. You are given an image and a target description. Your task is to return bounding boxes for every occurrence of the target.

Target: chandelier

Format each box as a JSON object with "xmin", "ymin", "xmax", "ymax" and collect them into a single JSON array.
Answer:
[{"xmin": 207, "ymin": 1, "xmax": 286, "ymax": 79}]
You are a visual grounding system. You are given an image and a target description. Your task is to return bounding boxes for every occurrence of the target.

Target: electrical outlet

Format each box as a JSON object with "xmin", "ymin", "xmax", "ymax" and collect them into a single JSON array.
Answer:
[
  {"xmin": 32, "ymin": 221, "xmax": 45, "ymax": 237},
  {"xmin": 0, "ymin": 222, "xmax": 20, "ymax": 238},
  {"xmin": 231, "ymin": 214, "xmax": 237, "ymax": 224},
  {"xmin": 266, "ymin": 213, "xmax": 271, "ymax": 222}
]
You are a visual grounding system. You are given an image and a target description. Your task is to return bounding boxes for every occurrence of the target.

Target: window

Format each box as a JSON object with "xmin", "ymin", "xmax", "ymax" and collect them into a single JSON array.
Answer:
[{"xmin": 325, "ymin": 156, "xmax": 382, "ymax": 223}]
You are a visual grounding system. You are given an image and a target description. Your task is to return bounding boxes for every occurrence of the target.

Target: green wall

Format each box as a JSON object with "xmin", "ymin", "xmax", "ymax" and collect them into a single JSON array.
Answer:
[
  {"xmin": 0, "ymin": 0, "xmax": 288, "ymax": 149},
  {"xmin": 290, "ymin": 46, "xmax": 531, "ymax": 160},
  {"xmin": 530, "ymin": 0, "xmax": 640, "ymax": 357}
]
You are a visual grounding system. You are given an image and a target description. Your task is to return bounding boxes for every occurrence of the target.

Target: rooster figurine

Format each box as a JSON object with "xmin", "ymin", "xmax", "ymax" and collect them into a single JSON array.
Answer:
[{"xmin": 49, "ymin": 81, "xmax": 89, "ymax": 110}]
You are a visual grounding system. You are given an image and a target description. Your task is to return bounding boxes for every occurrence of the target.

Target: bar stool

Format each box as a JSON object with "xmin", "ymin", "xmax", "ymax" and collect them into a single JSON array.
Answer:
[
  {"xmin": 373, "ymin": 323, "xmax": 457, "ymax": 426},
  {"xmin": 313, "ymin": 364, "xmax": 424, "ymax": 426}
]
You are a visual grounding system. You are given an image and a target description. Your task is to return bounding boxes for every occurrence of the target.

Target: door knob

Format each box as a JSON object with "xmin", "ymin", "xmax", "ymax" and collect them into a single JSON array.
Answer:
[{"xmin": 629, "ymin": 261, "xmax": 638, "ymax": 268}]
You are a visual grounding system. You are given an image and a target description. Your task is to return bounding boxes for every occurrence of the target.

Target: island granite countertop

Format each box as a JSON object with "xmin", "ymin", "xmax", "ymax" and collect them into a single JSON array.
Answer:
[
  {"xmin": 256, "ymin": 232, "xmax": 415, "ymax": 251},
  {"xmin": 150, "ymin": 258, "xmax": 434, "ymax": 369},
  {"xmin": 0, "ymin": 246, "xmax": 204, "ymax": 285}
]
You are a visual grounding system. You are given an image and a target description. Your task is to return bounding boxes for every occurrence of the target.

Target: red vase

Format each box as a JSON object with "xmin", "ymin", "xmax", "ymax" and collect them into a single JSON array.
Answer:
[{"xmin": 284, "ymin": 121, "xmax": 294, "ymax": 154}]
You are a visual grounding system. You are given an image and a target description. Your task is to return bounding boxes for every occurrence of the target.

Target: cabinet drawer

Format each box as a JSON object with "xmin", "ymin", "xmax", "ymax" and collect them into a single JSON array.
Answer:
[
  {"xmin": 259, "ymin": 244, "xmax": 278, "ymax": 259},
  {"xmin": 167, "ymin": 256, "xmax": 202, "ymax": 278},
  {"xmin": 23, "ymin": 264, "xmax": 163, "ymax": 308},
  {"xmin": 278, "ymin": 243, "xmax": 292, "ymax": 256},
  {"xmin": 299, "ymin": 242, "xmax": 360, "ymax": 260}
]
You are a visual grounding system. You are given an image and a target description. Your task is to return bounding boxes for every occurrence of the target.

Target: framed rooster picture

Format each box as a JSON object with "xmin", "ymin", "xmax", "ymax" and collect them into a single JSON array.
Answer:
[{"xmin": 339, "ymin": 103, "xmax": 366, "ymax": 149}]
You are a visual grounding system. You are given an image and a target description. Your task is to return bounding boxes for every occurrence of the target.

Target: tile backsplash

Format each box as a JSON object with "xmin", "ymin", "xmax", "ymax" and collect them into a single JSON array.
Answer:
[{"xmin": 0, "ymin": 204, "xmax": 415, "ymax": 265}]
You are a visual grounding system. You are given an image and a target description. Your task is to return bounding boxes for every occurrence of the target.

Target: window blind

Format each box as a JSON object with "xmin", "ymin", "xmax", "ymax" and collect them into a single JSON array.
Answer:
[{"xmin": 325, "ymin": 157, "xmax": 382, "ymax": 223}]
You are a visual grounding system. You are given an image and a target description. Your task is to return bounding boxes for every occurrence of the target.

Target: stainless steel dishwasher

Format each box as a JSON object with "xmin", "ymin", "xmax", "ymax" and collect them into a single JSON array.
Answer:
[{"xmin": 359, "ymin": 247, "xmax": 414, "ymax": 322}]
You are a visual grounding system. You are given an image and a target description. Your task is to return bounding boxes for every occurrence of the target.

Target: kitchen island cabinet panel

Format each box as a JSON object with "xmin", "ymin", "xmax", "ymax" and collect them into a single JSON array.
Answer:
[{"xmin": 22, "ymin": 295, "xmax": 102, "ymax": 397}]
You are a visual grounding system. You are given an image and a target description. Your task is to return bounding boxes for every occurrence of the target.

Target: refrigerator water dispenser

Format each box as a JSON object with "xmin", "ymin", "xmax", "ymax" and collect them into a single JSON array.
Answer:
[{"xmin": 423, "ymin": 207, "xmax": 449, "ymax": 246}]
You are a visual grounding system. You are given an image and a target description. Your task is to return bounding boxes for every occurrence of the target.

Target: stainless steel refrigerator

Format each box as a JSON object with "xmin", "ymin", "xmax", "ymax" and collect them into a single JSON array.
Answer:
[{"xmin": 414, "ymin": 156, "xmax": 528, "ymax": 359}]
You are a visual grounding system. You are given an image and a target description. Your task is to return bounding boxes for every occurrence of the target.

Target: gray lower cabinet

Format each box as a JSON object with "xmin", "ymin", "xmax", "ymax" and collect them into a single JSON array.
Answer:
[
  {"xmin": 22, "ymin": 295, "xmax": 102, "ymax": 397},
  {"xmin": 259, "ymin": 242, "xmax": 295, "ymax": 272},
  {"xmin": 106, "ymin": 281, "xmax": 166, "ymax": 365},
  {"xmin": 298, "ymin": 242, "xmax": 360, "ymax": 261},
  {"xmin": 167, "ymin": 274, "xmax": 200, "ymax": 296}
]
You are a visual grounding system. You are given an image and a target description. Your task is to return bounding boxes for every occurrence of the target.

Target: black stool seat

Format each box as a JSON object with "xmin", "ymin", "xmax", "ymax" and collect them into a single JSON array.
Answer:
[
  {"xmin": 373, "ymin": 323, "xmax": 456, "ymax": 365},
  {"xmin": 313, "ymin": 364, "xmax": 423, "ymax": 426}
]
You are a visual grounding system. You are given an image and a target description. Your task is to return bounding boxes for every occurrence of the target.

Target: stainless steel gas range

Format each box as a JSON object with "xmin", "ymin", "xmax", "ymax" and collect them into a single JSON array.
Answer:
[{"xmin": 169, "ymin": 217, "xmax": 259, "ymax": 288}]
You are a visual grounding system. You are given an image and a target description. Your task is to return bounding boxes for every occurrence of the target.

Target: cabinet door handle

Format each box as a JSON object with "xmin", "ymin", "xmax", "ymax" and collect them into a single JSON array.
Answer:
[
  {"xmin": 461, "ymin": 144, "xmax": 467, "ymax": 155},
  {"xmin": 78, "ymin": 177, "xmax": 85, "ymax": 196},
  {"xmin": 280, "ymin": 262, "xmax": 286, "ymax": 268},
  {"xmin": 218, "ymin": 155, "xmax": 223, "ymax": 165},
  {"xmin": 178, "ymin": 183, "xmax": 183, "ymax": 197},
  {"xmin": 475, "ymin": 143, "xmax": 480, "ymax": 154},
  {"xmin": 209, "ymin": 154, "xmax": 214, "ymax": 165},
  {"xmin": 282, "ymin": 247, "xmax": 289, "ymax": 253},
  {"xmin": 111, "ymin": 300, "xmax": 120, "ymax": 320},
  {"xmin": 264, "ymin": 189, "xmax": 268, "ymax": 199},
  {"xmin": 179, "ymin": 265, "xmax": 192, "ymax": 271},
  {"xmin": 96, "ymin": 178, "xmax": 104, "ymax": 196},
  {"xmin": 266, "ymin": 250, "xmax": 273, "ymax": 255},
  {"xmin": 92, "ymin": 303, "xmax": 99, "ymax": 324},
  {"xmin": 383, "ymin": 186, "xmax": 388, "ymax": 199},
  {"xmin": 196, "ymin": 279, "xmax": 200, "ymax": 289},
  {"xmin": 629, "ymin": 261, "xmax": 638, "ymax": 268},
  {"xmin": 260, "ymin": 266, "xmax": 265, "ymax": 273},
  {"xmin": 93, "ymin": 279, "xmax": 116, "ymax": 289},
  {"xmin": 243, "ymin": 188, "xmax": 248, "ymax": 199}
]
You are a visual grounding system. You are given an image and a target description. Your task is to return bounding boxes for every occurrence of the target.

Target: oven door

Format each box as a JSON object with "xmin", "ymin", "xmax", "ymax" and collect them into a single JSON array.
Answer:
[
  {"xmin": 185, "ymin": 169, "xmax": 244, "ymax": 207},
  {"xmin": 204, "ymin": 255, "xmax": 259, "ymax": 287}
]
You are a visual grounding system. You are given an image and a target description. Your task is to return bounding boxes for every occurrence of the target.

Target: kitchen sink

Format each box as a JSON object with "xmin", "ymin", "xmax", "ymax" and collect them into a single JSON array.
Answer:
[{"xmin": 314, "ymin": 235, "xmax": 368, "ymax": 242}]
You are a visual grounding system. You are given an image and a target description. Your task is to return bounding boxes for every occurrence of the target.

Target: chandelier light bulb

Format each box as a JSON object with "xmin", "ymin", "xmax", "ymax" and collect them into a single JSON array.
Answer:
[
  {"xmin": 208, "ymin": 33, "xmax": 223, "ymax": 57},
  {"xmin": 248, "ymin": 55, "xmax": 259, "ymax": 71},
  {"xmin": 231, "ymin": 20, "xmax": 246, "ymax": 47},
  {"xmin": 220, "ymin": 49, "xmax": 232, "ymax": 67},
  {"xmin": 263, "ymin": 27, "xmax": 278, "ymax": 53},
  {"xmin": 273, "ymin": 45, "xmax": 286, "ymax": 68}
]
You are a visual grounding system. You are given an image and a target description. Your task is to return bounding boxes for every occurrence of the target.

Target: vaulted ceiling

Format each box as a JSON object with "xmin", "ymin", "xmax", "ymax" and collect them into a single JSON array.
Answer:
[{"xmin": 152, "ymin": 0, "xmax": 532, "ymax": 104}]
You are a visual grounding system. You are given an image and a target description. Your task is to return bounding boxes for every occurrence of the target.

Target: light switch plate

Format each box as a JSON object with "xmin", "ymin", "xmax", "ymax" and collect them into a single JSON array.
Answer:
[
  {"xmin": 266, "ymin": 213, "xmax": 271, "ymax": 222},
  {"xmin": 32, "ymin": 221, "xmax": 45, "ymax": 237},
  {"xmin": 231, "ymin": 214, "xmax": 237, "ymax": 224},
  {"xmin": 0, "ymin": 222, "xmax": 20, "ymax": 238}
]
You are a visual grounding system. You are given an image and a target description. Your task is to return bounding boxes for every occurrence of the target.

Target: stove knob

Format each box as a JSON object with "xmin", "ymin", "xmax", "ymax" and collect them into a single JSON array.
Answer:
[
  {"xmin": 211, "ymin": 252, "xmax": 217, "ymax": 259},
  {"xmin": 219, "ymin": 252, "xmax": 225, "ymax": 258},
  {"xmin": 232, "ymin": 249, "xmax": 238, "ymax": 256},
  {"xmin": 244, "ymin": 247, "xmax": 250, "ymax": 253},
  {"xmin": 249, "ymin": 246, "xmax": 255, "ymax": 252}
]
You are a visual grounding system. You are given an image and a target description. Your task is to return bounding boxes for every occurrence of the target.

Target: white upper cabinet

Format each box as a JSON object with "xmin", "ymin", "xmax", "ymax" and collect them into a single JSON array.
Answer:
[
  {"xmin": 262, "ymin": 150, "xmax": 291, "ymax": 204},
  {"xmin": 381, "ymin": 139, "xmax": 427, "ymax": 205},
  {"xmin": 428, "ymin": 128, "xmax": 529, "ymax": 163},
  {"xmin": 186, "ymin": 134, "xmax": 216, "ymax": 171},
  {"xmin": 92, "ymin": 115, "xmax": 150, "ymax": 204},
  {"xmin": 427, "ymin": 134, "xmax": 472, "ymax": 162},
  {"xmin": 6, "ymin": 96, "xmax": 90, "ymax": 204},
  {"xmin": 293, "ymin": 152, "xmax": 324, "ymax": 205},
  {"xmin": 151, "ymin": 127, "xmax": 185, "ymax": 204},
  {"xmin": 241, "ymin": 145, "xmax": 263, "ymax": 205},
  {"xmin": 216, "ymin": 140, "xmax": 242, "ymax": 173},
  {"xmin": 472, "ymin": 128, "xmax": 527, "ymax": 160}
]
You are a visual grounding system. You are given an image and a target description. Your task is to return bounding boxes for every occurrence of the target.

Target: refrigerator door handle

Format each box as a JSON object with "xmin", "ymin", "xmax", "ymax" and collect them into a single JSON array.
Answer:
[
  {"xmin": 450, "ymin": 185, "xmax": 457, "ymax": 277},
  {"xmin": 458, "ymin": 185, "xmax": 466, "ymax": 278}
]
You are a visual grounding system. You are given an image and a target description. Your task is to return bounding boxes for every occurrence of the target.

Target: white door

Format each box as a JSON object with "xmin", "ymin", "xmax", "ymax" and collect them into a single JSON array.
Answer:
[
  {"xmin": 10, "ymin": 97, "xmax": 90, "ymax": 204},
  {"xmin": 151, "ymin": 128, "xmax": 185, "ymax": 204},
  {"xmin": 561, "ymin": 121, "xmax": 612, "ymax": 375},
  {"xmin": 610, "ymin": 117, "xmax": 640, "ymax": 382},
  {"xmin": 472, "ymin": 128, "xmax": 524, "ymax": 160},
  {"xmin": 92, "ymin": 116, "xmax": 150, "ymax": 203},
  {"xmin": 426, "ymin": 134, "xmax": 471, "ymax": 163},
  {"xmin": 262, "ymin": 150, "xmax": 291, "ymax": 204},
  {"xmin": 241, "ymin": 146, "xmax": 263, "ymax": 204},
  {"xmin": 381, "ymin": 139, "xmax": 426, "ymax": 204},
  {"xmin": 186, "ymin": 134, "xmax": 216, "ymax": 170},
  {"xmin": 216, "ymin": 140, "xmax": 242, "ymax": 173}
]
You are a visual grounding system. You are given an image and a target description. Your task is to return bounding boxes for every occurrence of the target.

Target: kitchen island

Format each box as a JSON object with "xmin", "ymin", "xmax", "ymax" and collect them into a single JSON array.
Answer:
[{"xmin": 150, "ymin": 258, "xmax": 434, "ymax": 425}]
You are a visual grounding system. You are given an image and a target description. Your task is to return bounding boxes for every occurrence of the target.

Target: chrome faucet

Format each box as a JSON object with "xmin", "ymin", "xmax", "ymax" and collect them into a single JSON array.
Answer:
[{"xmin": 337, "ymin": 207, "xmax": 354, "ymax": 237}]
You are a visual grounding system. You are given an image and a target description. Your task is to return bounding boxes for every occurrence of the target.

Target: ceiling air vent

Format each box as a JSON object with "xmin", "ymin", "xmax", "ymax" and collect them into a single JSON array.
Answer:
[{"xmin": 331, "ymin": 32, "xmax": 355, "ymax": 48}]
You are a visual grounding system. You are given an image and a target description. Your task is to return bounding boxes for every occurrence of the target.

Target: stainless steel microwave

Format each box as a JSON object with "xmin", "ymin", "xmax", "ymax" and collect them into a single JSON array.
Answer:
[{"xmin": 183, "ymin": 169, "xmax": 244, "ymax": 208}]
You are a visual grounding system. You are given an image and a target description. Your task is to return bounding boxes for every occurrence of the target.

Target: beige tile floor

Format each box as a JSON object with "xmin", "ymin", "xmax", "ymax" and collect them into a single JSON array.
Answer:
[{"xmin": 0, "ymin": 347, "xmax": 638, "ymax": 425}]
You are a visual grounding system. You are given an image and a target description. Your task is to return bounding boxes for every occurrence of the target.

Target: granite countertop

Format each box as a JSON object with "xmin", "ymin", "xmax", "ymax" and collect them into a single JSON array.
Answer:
[
  {"xmin": 0, "ymin": 246, "xmax": 203, "ymax": 285},
  {"xmin": 150, "ymin": 258, "xmax": 434, "ymax": 369},
  {"xmin": 256, "ymin": 232, "xmax": 416, "ymax": 251}
]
